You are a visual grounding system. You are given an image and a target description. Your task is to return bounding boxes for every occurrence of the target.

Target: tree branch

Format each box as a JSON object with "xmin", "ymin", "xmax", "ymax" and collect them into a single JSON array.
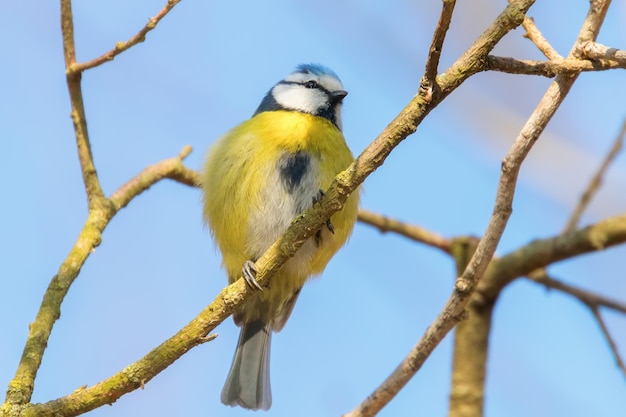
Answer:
[
  {"xmin": 61, "ymin": 0, "xmax": 105, "ymax": 208},
  {"xmin": 21, "ymin": 279, "xmax": 239, "ymax": 417},
  {"xmin": 486, "ymin": 55, "xmax": 625, "ymax": 77},
  {"xmin": 3, "ymin": 147, "xmax": 193, "ymax": 409},
  {"xmin": 447, "ymin": 1, "xmax": 613, "ymax": 416},
  {"xmin": 590, "ymin": 306, "xmax": 626, "ymax": 377},
  {"xmin": 421, "ymin": 0, "xmax": 457, "ymax": 91},
  {"xmin": 519, "ymin": 14, "xmax": 562, "ymax": 59},
  {"xmin": 564, "ymin": 118, "xmax": 625, "ymax": 232},
  {"xmin": 343, "ymin": 2, "xmax": 538, "ymax": 416},
  {"xmin": 448, "ymin": 238, "xmax": 490, "ymax": 417},
  {"xmin": 580, "ymin": 41, "xmax": 626, "ymax": 64},
  {"xmin": 110, "ymin": 146, "xmax": 199, "ymax": 210},
  {"xmin": 68, "ymin": 0, "xmax": 183, "ymax": 74},
  {"xmin": 529, "ymin": 271, "xmax": 626, "ymax": 378},
  {"xmin": 481, "ymin": 213, "xmax": 626, "ymax": 301},
  {"xmin": 357, "ymin": 210, "xmax": 452, "ymax": 254},
  {"xmin": 528, "ymin": 271, "xmax": 626, "ymax": 314},
  {"xmin": 446, "ymin": 49, "xmax": 576, "ymax": 417}
]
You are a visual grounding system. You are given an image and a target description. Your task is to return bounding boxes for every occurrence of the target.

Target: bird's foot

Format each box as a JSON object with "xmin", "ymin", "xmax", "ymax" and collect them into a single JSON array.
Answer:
[
  {"xmin": 313, "ymin": 189, "xmax": 335, "ymax": 246},
  {"xmin": 242, "ymin": 260, "xmax": 263, "ymax": 291}
]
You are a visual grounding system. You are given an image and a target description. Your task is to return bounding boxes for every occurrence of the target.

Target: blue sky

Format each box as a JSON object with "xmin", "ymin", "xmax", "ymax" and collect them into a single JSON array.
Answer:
[{"xmin": 1, "ymin": 1, "xmax": 626, "ymax": 416}]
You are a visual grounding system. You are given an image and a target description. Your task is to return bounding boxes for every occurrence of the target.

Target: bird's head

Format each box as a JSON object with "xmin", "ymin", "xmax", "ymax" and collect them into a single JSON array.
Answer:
[{"xmin": 254, "ymin": 64, "xmax": 347, "ymax": 130}]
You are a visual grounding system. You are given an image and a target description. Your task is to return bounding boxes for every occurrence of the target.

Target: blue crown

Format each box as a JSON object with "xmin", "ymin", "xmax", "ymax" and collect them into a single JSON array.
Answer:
[{"xmin": 294, "ymin": 63, "xmax": 340, "ymax": 81}]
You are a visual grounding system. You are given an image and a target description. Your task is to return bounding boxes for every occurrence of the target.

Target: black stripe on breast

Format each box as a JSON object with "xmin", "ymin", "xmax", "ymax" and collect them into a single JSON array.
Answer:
[{"xmin": 279, "ymin": 151, "xmax": 310, "ymax": 193}]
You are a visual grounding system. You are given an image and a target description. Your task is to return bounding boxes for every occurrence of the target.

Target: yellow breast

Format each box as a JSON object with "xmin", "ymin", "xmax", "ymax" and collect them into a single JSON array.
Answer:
[{"xmin": 202, "ymin": 110, "xmax": 360, "ymax": 322}]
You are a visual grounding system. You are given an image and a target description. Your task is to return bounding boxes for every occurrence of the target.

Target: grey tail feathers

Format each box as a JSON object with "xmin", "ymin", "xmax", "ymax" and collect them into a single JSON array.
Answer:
[{"xmin": 221, "ymin": 320, "xmax": 272, "ymax": 410}]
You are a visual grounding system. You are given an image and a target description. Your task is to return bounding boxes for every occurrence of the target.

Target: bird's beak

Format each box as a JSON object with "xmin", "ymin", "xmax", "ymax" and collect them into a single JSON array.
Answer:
[{"xmin": 330, "ymin": 90, "xmax": 348, "ymax": 105}]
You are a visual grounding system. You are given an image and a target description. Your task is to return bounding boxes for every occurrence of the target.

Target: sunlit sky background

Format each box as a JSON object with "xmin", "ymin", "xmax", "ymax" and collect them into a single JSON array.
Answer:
[{"xmin": 2, "ymin": 1, "xmax": 626, "ymax": 416}]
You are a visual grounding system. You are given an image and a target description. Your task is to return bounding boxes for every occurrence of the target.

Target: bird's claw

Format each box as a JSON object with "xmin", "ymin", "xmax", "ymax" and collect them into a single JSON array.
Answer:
[
  {"xmin": 313, "ymin": 189, "xmax": 335, "ymax": 246},
  {"xmin": 242, "ymin": 260, "xmax": 263, "ymax": 291},
  {"xmin": 312, "ymin": 189, "xmax": 324, "ymax": 206},
  {"xmin": 325, "ymin": 218, "xmax": 335, "ymax": 235}
]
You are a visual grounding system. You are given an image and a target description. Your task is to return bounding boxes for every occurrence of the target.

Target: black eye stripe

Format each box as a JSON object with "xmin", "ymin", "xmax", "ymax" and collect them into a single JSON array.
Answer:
[{"xmin": 279, "ymin": 80, "xmax": 331, "ymax": 95}]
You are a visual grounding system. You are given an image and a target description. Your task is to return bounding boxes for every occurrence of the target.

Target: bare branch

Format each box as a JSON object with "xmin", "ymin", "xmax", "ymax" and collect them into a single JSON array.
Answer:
[
  {"xmin": 486, "ymin": 55, "xmax": 625, "ymax": 77},
  {"xmin": 533, "ymin": 268, "xmax": 626, "ymax": 378},
  {"xmin": 461, "ymin": 46, "xmax": 580, "ymax": 338},
  {"xmin": 8, "ymin": 0, "xmax": 620, "ymax": 416},
  {"xmin": 444, "ymin": 51, "xmax": 573, "ymax": 417},
  {"xmin": 357, "ymin": 209, "xmax": 452, "ymax": 254},
  {"xmin": 519, "ymin": 15, "xmax": 562, "ymax": 59},
  {"xmin": 61, "ymin": 0, "xmax": 105, "ymax": 207},
  {"xmin": 447, "ymin": 2, "xmax": 613, "ymax": 416},
  {"xmin": 570, "ymin": 2, "xmax": 613, "ymax": 58},
  {"xmin": 528, "ymin": 271, "xmax": 626, "ymax": 314},
  {"xmin": 69, "ymin": 0, "xmax": 183, "ymax": 74},
  {"xmin": 581, "ymin": 41, "xmax": 626, "ymax": 64},
  {"xmin": 343, "ymin": 2, "xmax": 538, "ymax": 416},
  {"xmin": 564, "ymin": 119, "xmax": 625, "ymax": 233},
  {"xmin": 3, "ymin": 148, "xmax": 193, "ymax": 408},
  {"xmin": 21, "ymin": 281, "xmax": 233, "ymax": 417},
  {"xmin": 590, "ymin": 306, "xmax": 626, "ymax": 377},
  {"xmin": 475, "ymin": 0, "xmax": 613, "ymax": 312},
  {"xmin": 13, "ymin": 0, "xmax": 538, "ymax": 414},
  {"xmin": 480, "ymin": 212, "xmax": 626, "ymax": 302},
  {"xmin": 110, "ymin": 146, "xmax": 199, "ymax": 210},
  {"xmin": 422, "ymin": 0, "xmax": 457, "ymax": 90},
  {"xmin": 5, "ymin": 0, "xmax": 121, "ymax": 406}
]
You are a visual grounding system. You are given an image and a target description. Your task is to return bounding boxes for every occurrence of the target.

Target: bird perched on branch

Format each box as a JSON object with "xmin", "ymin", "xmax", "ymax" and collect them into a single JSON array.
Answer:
[{"xmin": 201, "ymin": 63, "xmax": 359, "ymax": 410}]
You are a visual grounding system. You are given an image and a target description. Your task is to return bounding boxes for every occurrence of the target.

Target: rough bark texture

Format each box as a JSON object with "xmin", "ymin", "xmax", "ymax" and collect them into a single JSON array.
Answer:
[{"xmin": 447, "ymin": 237, "xmax": 494, "ymax": 417}]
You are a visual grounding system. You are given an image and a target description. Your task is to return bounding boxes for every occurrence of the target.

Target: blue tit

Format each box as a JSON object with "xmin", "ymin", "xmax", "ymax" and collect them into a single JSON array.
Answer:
[{"xmin": 202, "ymin": 63, "xmax": 359, "ymax": 410}]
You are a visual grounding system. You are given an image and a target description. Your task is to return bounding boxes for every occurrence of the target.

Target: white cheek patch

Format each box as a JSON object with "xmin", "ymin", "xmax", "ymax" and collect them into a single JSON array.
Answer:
[{"xmin": 272, "ymin": 83, "xmax": 328, "ymax": 114}]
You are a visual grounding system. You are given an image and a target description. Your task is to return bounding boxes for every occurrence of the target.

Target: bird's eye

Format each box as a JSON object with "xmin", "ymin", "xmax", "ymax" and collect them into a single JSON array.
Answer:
[{"xmin": 304, "ymin": 80, "xmax": 319, "ymax": 89}]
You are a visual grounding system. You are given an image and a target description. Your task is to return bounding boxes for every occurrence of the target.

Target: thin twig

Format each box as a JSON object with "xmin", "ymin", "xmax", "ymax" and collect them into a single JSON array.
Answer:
[
  {"xmin": 69, "ymin": 0, "xmax": 182, "ymax": 74},
  {"xmin": 421, "ymin": 0, "xmax": 457, "ymax": 93},
  {"xmin": 590, "ymin": 306, "xmax": 626, "ymax": 377},
  {"xmin": 514, "ymin": 111, "xmax": 626, "ymax": 397},
  {"xmin": 534, "ymin": 267, "xmax": 626, "ymax": 378},
  {"xmin": 528, "ymin": 271, "xmax": 626, "ymax": 314},
  {"xmin": 61, "ymin": 0, "xmax": 105, "ymax": 207},
  {"xmin": 529, "ymin": 271, "xmax": 626, "ymax": 378},
  {"xmin": 357, "ymin": 209, "xmax": 452, "ymax": 254},
  {"xmin": 564, "ymin": 118, "xmax": 626, "ymax": 233},
  {"xmin": 486, "ymin": 55, "xmax": 625, "ymax": 77},
  {"xmin": 519, "ymin": 15, "xmax": 562, "ymax": 59},
  {"xmin": 110, "ymin": 146, "xmax": 199, "ymax": 210}
]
